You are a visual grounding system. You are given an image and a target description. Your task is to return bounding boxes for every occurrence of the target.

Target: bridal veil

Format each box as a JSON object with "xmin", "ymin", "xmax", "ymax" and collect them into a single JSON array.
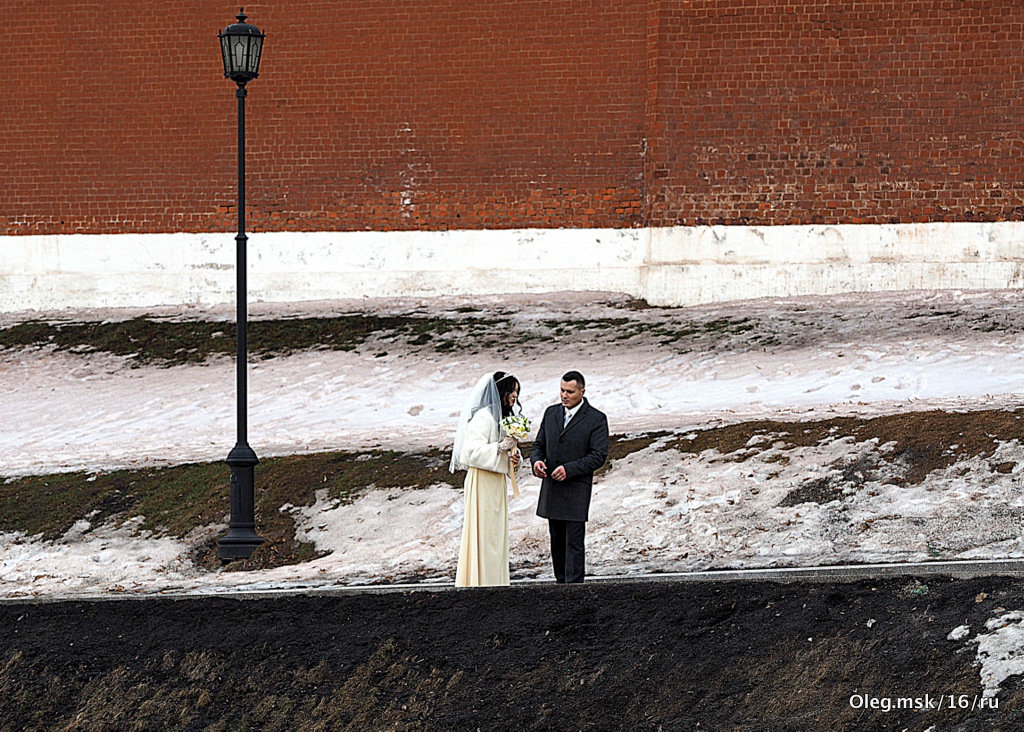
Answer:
[{"xmin": 449, "ymin": 373, "xmax": 505, "ymax": 473}]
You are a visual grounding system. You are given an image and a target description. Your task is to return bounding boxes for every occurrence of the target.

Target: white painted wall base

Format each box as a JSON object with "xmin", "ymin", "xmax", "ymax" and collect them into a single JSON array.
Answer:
[{"xmin": 1, "ymin": 222, "xmax": 1022, "ymax": 313}]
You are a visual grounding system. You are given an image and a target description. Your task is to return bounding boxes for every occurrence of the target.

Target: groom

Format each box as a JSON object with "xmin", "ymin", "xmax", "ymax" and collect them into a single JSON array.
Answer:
[{"xmin": 530, "ymin": 371, "xmax": 609, "ymax": 583}]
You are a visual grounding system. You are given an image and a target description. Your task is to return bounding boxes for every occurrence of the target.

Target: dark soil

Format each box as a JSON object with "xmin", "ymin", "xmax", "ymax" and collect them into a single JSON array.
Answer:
[{"xmin": 2, "ymin": 576, "xmax": 1022, "ymax": 731}]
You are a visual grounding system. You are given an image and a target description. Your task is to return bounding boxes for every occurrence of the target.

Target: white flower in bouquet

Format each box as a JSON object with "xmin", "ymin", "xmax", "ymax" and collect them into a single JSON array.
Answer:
[
  {"xmin": 500, "ymin": 414, "xmax": 530, "ymax": 497},
  {"xmin": 501, "ymin": 414, "xmax": 531, "ymax": 441}
]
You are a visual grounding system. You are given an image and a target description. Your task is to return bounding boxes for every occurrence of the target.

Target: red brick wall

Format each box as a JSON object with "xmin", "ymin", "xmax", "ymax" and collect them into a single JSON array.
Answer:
[
  {"xmin": 2, "ymin": 1, "xmax": 1022, "ymax": 235},
  {"xmin": 647, "ymin": 0, "xmax": 1024, "ymax": 226}
]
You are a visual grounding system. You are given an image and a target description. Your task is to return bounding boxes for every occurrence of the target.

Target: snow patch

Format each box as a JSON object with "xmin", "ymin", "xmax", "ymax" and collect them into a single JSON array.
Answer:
[{"xmin": 972, "ymin": 611, "xmax": 1024, "ymax": 698}]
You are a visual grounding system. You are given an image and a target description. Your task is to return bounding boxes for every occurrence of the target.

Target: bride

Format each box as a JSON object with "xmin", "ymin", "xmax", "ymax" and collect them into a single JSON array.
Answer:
[{"xmin": 450, "ymin": 371, "xmax": 522, "ymax": 587}]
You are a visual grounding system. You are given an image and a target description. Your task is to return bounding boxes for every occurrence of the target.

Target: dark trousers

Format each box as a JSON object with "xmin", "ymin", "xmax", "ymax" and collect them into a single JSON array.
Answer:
[{"xmin": 548, "ymin": 519, "xmax": 586, "ymax": 583}]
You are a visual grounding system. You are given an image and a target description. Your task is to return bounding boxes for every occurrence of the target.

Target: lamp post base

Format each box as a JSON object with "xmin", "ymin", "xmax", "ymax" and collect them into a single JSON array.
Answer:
[{"xmin": 217, "ymin": 443, "xmax": 265, "ymax": 560}]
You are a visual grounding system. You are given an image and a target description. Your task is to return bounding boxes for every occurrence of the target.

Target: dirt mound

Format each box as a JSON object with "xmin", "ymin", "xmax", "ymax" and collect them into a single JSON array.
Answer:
[{"xmin": 2, "ymin": 575, "xmax": 1021, "ymax": 730}]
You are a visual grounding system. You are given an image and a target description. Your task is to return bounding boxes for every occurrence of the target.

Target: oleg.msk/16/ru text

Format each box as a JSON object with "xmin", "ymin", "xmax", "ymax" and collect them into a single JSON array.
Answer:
[{"xmin": 849, "ymin": 693, "xmax": 998, "ymax": 712}]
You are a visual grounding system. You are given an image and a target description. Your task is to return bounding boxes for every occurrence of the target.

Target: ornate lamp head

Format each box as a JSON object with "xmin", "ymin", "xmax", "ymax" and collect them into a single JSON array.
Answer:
[{"xmin": 219, "ymin": 8, "xmax": 265, "ymax": 85}]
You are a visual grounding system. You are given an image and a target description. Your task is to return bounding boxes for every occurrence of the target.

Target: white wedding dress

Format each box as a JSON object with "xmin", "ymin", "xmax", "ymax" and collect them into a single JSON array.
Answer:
[{"xmin": 455, "ymin": 408, "xmax": 510, "ymax": 587}]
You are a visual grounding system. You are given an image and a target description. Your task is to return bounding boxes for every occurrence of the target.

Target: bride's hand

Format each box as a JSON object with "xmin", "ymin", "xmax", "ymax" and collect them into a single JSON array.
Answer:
[
  {"xmin": 498, "ymin": 435, "xmax": 516, "ymax": 452},
  {"xmin": 510, "ymin": 449, "xmax": 521, "ymax": 469}
]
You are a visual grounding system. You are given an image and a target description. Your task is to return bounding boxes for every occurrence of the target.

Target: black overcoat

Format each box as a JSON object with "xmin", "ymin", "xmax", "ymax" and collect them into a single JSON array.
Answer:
[{"xmin": 530, "ymin": 398, "xmax": 609, "ymax": 522}]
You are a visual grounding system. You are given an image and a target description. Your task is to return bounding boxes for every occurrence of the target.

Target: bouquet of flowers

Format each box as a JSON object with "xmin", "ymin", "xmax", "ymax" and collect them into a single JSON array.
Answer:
[
  {"xmin": 500, "ymin": 414, "xmax": 531, "ymax": 442},
  {"xmin": 500, "ymin": 414, "xmax": 531, "ymax": 497}
]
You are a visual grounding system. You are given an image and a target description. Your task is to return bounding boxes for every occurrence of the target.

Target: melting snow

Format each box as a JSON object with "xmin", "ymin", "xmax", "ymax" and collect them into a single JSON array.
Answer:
[{"xmin": 3, "ymin": 290, "xmax": 1024, "ymax": 608}]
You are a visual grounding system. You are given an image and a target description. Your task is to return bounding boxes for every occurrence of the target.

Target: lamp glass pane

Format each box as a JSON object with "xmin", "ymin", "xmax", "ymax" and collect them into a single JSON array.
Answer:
[
  {"xmin": 232, "ymin": 37, "xmax": 247, "ymax": 72},
  {"xmin": 220, "ymin": 35, "xmax": 232, "ymax": 75},
  {"xmin": 248, "ymin": 36, "xmax": 263, "ymax": 74}
]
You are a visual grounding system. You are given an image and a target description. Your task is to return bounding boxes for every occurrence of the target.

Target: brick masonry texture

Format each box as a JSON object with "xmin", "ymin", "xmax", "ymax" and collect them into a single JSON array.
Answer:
[
  {"xmin": 646, "ymin": 1, "xmax": 1024, "ymax": 227},
  {"xmin": 1, "ymin": 1, "xmax": 1022, "ymax": 235}
]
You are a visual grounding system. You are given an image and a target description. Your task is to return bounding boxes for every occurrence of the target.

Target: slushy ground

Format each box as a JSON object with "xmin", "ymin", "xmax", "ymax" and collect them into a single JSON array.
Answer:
[{"xmin": 3, "ymin": 289, "xmax": 1024, "ymax": 728}]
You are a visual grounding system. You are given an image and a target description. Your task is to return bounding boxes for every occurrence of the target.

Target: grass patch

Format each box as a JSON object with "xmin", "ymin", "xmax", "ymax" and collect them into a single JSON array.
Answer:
[
  {"xmin": 0, "ymin": 462, "xmax": 244, "ymax": 542},
  {"xmin": 0, "ymin": 447, "xmax": 462, "ymax": 571},
  {"xmin": 664, "ymin": 409, "xmax": 1023, "ymax": 475},
  {"xmin": 537, "ymin": 316, "xmax": 762, "ymax": 349},
  {"xmin": 0, "ymin": 312, "xmax": 775, "ymax": 366},
  {"xmin": 659, "ymin": 409, "xmax": 1024, "ymax": 507},
  {"xmin": 0, "ymin": 315, "xmax": 505, "ymax": 366},
  {"xmin": 4, "ymin": 410, "xmax": 1021, "ymax": 570}
]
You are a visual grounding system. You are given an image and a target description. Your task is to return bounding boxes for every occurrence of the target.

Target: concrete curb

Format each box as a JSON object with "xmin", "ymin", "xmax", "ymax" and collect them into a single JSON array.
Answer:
[{"xmin": 4, "ymin": 558, "xmax": 1023, "ymax": 605}]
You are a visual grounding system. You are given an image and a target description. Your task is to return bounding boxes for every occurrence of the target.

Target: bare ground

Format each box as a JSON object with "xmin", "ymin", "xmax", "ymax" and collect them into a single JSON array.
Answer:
[{"xmin": 2, "ymin": 575, "xmax": 1023, "ymax": 731}]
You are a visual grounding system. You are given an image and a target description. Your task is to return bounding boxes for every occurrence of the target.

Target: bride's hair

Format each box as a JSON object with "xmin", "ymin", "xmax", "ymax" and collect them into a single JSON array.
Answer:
[{"xmin": 493, "ymin": 371, "xmax": 520, "ymax": 418}]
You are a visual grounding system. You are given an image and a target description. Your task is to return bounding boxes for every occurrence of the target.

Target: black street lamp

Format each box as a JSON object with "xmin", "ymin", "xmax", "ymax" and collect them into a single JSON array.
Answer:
[{"xmin": 217, "ymin": 8, "xmax": 266, "ymax": 561}]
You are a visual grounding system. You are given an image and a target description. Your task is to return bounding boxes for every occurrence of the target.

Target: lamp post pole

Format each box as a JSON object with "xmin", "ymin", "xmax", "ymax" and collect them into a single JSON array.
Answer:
[{"xmin": 217, "ymin": 8, "xmax": 266, "ymax": 561}]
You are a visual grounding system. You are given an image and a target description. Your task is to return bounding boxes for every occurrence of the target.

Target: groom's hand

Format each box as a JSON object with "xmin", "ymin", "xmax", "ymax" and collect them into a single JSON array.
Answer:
[
  {"xmin": 551, "ymin": 466, "xmax": 567, "ymax": 481},
  {"xmin": 533, "ymin": 460, "xmax": 547, "ymax": 478}
]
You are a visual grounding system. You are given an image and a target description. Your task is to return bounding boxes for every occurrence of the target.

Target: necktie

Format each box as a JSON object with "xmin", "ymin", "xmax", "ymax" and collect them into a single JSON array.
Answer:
[{"xmin": 564, "ymin": 409, "xmax": 571, "ymax": 428}]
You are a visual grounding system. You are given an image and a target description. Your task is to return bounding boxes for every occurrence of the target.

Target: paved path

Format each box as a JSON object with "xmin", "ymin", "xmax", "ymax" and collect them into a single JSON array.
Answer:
[{"xmin": 6, "ymin": 558, "xmax": 1022, "ymax": 605}]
